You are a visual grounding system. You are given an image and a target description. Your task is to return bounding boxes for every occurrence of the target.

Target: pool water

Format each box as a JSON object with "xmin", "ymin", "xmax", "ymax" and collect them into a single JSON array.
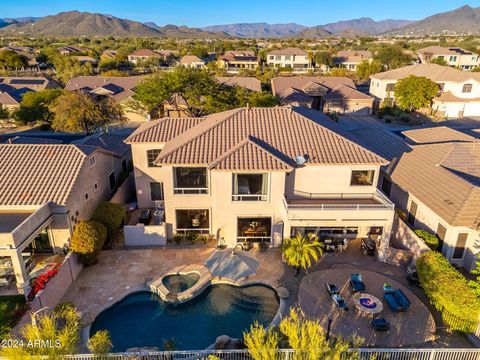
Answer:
[
  {"xmin": 162, "ymin": 273, "xmax": 200, "ymax": 294},
  {"xmin": 90, "ymin": 285, "xmax": 279, "ymax": 351}
]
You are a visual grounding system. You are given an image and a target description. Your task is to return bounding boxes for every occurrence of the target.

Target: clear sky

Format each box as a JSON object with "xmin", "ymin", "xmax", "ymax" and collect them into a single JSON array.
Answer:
[{"xmin": 1, "ymin": 0, "xmax": 479, "ymax": 27}]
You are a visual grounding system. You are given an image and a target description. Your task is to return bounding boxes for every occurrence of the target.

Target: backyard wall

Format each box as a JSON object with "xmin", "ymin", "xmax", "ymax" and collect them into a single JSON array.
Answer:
[
  {"xmin": 124, "ymin": 223, "xmax": 167, "ymax": 247},
  {"xmin": 391, "ymin": 214, "xmax": 430, "ymax": 262},
  {"xmin": 111, "ymin": 173, "xmax": 135, "ymax": 205},
  {"xmin": 30, "ymin": 253, "xmax": 83, "ymax": 312}
]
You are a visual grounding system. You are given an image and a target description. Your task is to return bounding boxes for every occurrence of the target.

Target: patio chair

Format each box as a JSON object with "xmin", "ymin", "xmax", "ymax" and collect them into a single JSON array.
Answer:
[
  {"xmin": 325, "ymin": 282, "xmax": 339, "ymax": 295},
  {"xmin": 371, "ymin": 317, "xmax": 390, "ymax": 331},
  {"xmin": 349, "ymin": 273, "xmax": 366, "ymax": 292},
  {"xmin": 331, "ymin": 293, "xmax": 348, "ymax": 312},
  {"xmin": 384, "ymin": 289, "xmax": 410, "ymax": 312}
]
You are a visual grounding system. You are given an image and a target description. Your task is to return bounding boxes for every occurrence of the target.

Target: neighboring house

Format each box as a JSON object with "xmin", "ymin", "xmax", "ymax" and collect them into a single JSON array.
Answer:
[
  {"xmin": 217, "ymin": 51, "xmax": 259, "ymax": 73},
  {"xmin": 0, "ymin": 142, "xmax": 126, "ymax": 295},
  {"xmin": 369, "ymin": 63, "xmax": 480, "ymax": 118},
  {"xmin": 0, "ymin": 77, "xmax": 58, "ymax": 111},
  {"xmin": 0, "ymin": 46, "xmax": 39, "ymax": 69},
  {"xmin": 125, "ymin": 106, "xmax": 395, "ymax": 257},
  {"xmin": 417, "ymin": 46, "xmax": 480, "ymax": 71},
  {"xmin": 266, "ymin": 48, "xmax": 311, "ymax": 71},
  {"xmin": 215, "ymin": 76, "xmax": 262, "ymax": 92},
  {"xmin": 353, "ymin": 126, "xmax": 480, "ymax": 270},
  {"xmin": 127, "ymin": 49, "xmax": 162, "ymax": 65},
  {"xmin": 272, "ymin": 76, "xmax": 374, "ymax": 115},
  {"xmin": 73, "ymin": 56, "xmax": 98, "ymax": 66},
  {"xmin": 101, "ymin": 49, "xmax": 118, "ymax": 59},
  {"xmin": 333, "ymin": 50, "xmax": 373, "ymax": 71},
  {"xmin": 57, "ymin": 46, "xmax": 85, "ymax": 56},
  {"xmin": 179, "ymin": 55, "xmax": 206, "ymax": 69},
  {"xmin": 65, "ymin": 76, "xmax": 146, "ymax": 122}
]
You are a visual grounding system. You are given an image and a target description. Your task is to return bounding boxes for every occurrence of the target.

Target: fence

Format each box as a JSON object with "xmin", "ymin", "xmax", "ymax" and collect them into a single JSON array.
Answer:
[
  {"xmin": 124, "ymin": 223, "xmax": 167, "ymax": 247},
  {"xmin": 111, "ymin": 173, "xmax": 135, "ymax": 205},
  {"xmin": 390, "ymin": 214, "xmax": 430, "ymax": 262},
  {"xmin": 56, "ymin": 348, "xmax": 480, "ymax": 360}
]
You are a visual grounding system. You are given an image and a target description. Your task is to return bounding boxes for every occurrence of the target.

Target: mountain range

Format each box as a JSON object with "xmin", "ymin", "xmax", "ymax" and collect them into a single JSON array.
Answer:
[{"xmin": 1, "ymin": 5, "xmax": 479, "ymax": 38}]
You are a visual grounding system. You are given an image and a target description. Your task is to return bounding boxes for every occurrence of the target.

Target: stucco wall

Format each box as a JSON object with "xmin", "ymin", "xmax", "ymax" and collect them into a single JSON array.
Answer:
[{"xmin": 124, "ymin": 224, "xmax": 167, "ymax": 247}]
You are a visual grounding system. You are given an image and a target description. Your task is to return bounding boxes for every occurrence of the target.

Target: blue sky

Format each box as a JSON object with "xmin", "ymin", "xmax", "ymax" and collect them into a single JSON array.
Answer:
[{"xmin": 1, "ymin": 0, "xmax": 479, "ymax": 27}]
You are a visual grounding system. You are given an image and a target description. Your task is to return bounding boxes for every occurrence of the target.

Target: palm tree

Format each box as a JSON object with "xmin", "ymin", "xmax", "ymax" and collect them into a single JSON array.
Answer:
[{"xmin": 282, "ymin": 233, "xmax": 322, "ymax": 276}]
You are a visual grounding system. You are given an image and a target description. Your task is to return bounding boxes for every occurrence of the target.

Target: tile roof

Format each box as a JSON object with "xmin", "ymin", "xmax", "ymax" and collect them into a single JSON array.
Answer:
[
  {"xmin": 402, "ymin": 126, "xmax": 476, "ymax": 144},
  {"xmin": 180, "ymin": 55, "xmax": 204, "ymax": 64},
  {"xmin": 268, "ymin": 47, "xmax": 307, "ymax": 56},
  {"xmin": 125, "ymin": 117, "xmax": 205, "ymax": 143},
  {"xmin": 434, "ymin": 91, "xmax": 480, "ymax": 103},
  {"xmin": 370, "ymin": 63, "xmax": 480, "ymax": 83},
  {"xmin": 128, "ymin": 49, "xmax": 162, "ymax": 57},
  {"xmin": 324, "ymin": 84, "xmax": 374, "ymax": 101},
  {"xmin": 334, "ymin": 50, "xmax": 373, "ymax": 64},
  {"xmin": 0, "ymin": 144, "xmax": 95, "ymax": 206},
  {"xmin": 0, "ymin": 77, "xmax": 56, "ymax": 91},
  {"xmin": 417, "ymin": 46, "xmax": 477, "ymax": 56},
  {"xmin": 215, "ymin": 76, "xmax": 262, "ymax": 92},
  {"xmin": 5, "ymin": 136, "xmax": 63, "ymax": 144},
  {"xmin": 154, "ymin": 106, "xmax": 387, "ymax": 168},
  {"xmin": 72, "ymin": 133, "xmax": 130, "ymax": 157},
  {"xmin": 351, "ymin": 128, "xmax": 412, "ymax": 161}
]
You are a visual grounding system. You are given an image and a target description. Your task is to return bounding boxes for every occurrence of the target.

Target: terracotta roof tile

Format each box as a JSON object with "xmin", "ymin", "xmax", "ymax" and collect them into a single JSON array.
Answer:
[
  {"xmin": 215, "ymin": 77, "xmax": 262, "ymax": 92},
  {"xmin": 403, "ymin": 126, "xmax": 476, "ymax": 144},
  {"xmin": 125, "ymin": 117, "xmax": 205, "ymax": 143}
]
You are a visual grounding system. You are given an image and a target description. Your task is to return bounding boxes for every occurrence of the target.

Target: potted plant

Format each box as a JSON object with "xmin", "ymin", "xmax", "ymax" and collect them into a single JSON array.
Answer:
[
  {"xmin": 186, "ymin": 231, "xmax": 198, "ymax": 245},
  {"xmin": 172, "ymin": 233, "xmax": 183, "ymax": 245}
]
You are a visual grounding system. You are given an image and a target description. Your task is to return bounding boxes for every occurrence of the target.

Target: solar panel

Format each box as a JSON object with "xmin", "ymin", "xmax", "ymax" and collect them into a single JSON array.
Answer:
[{"xmin": 9, "ymin": 79, "xmax": 45, "ymax": 85}]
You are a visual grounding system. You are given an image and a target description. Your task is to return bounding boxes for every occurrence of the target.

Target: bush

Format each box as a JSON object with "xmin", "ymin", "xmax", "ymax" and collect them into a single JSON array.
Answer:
[
  {"xmin": 88, "ymin": 330, "xmax": 113, "ymax": 355},
  {"xmin": 172, "ymin": 233, "xmax": 183, "ymax": 245},
  {"xmin": 91, "ymin": 202, "xmax": 126, "ymax": 249},
  {"xmin": 395, "ymin": 208, "xmax": 407, "ymax": 220},
  {"xmin": 417, "ymin": 251, "xmax": 480, "ymax": 332},
  {"xmin": 71, "ymin": 221, "xmax": 107, "ymax": 266},
  {"xmin": 415, "ymin": 229, "xmax": 439, "ymax": 250}
]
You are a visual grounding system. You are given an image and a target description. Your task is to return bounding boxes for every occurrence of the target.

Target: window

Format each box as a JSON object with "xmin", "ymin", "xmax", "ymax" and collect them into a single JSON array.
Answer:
[
  {"xmin": 462, "ymin": 84, "xmax": 473, "ymax": 93},
  {"xmin": 269, "ymin": 55, "xmax": 274, "ymax": 60},
  {"xmin": 407, "ymin": 201, "xmax": 417, "ymax": 227},
  {"xmin": 174, "ymin": 167, "xmax": 208, "ymax": 194},
  {"xmin": 350, "ymin": 170, "xmax": 374, "ymax": 186},
  {"xmin": 233, "ymin": 173, "xmax": 268, "ymax": 201},
  {"xmin": 109, "ymin": 172, "xmax": 116, "ymax": 192},
  {"xmin": 89, "ymin": 156, "xmax": 96, "ymax": 167},
  {"xmin": 237, "ymin": 217, "xmax": 272, "ymax": 243},
  {"xmin": 385, "ymin": 83, "xmax": 395, "ymax": 92},
  {"xmin": 381, "ymin": 177, "xmax": 392, "ymax": 197},
  {"xmin": 147, "ymin": 149, "xmax": 162, "ymax": 167},
  {"xmin": 437, "ymin": 83, "xmax": 445, "ymax": 91},
  {"xmin": 284, "ymin": 55, "xmax": 291, "ymax": 61},
  {"xmin": 436, "ymin": 223, "xmax": 447, "ymax": 253},
  {"xmin": 176, "ymin": 209, "xmax": 209, "ymax": 233},
  {"xmin": 85, "ymin": 193, "xmax": 89, "ymax": 201},
  {"xmin": 449, "ymin": 55, "xmax": 457, "ymax": 62},
  {"xmin": 150, "ymin": 182, "xmax": 164, "ymax": 201},
  {"xmin": 94, "ymin": 182, "xmax": 98, "ymax": 192},
  {"xmin": 437, "ymin": 55, "xmax": 445, "ymax": 61},
  {"xmin": 453, "ymin": 233, "xmax": 468, "ymax": 259},
  {"xmin": 275, "ymin": 55, "xmax": 281, "ymax": 61}
]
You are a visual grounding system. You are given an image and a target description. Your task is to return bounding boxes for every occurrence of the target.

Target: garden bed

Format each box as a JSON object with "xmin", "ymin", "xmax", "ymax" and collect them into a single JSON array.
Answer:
[{"xmin": 0, "ymin": 295, "xmax": 27, "ymax": 339}]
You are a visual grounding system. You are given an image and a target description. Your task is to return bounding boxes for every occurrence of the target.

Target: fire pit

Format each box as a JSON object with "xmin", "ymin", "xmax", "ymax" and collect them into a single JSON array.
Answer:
[{"xmin": 352, "ymin": 293, "xmax": 383, "ymax": 315}]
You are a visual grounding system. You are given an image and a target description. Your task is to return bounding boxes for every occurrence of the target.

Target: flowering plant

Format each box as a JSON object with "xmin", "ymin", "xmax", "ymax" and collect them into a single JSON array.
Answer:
[{"xmin": 27, "ymin": 265, "xmax": 60, "ymax": 302}]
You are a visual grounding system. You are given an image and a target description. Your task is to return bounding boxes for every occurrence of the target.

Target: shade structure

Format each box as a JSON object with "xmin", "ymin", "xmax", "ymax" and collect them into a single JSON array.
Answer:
[{"xmin": 204, "ymin": 249, "xmax": 259, "ymax": 281}]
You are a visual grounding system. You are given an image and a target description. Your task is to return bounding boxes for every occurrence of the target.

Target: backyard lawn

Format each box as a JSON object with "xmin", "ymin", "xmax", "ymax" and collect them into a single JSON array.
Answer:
[{"xmin": 0, "ymin": 295, "xmax": 27, "ymax": 339}]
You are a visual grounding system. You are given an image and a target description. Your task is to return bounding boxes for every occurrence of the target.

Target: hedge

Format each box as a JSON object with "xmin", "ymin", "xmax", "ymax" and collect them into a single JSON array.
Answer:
[
  {"xmin": 415, "ymin": 229, "xmax": 439, "ymax": 250},
  {"xmin": 91, "ymin": 202, "xmax": 126, "ymax": 248},
  {"xmin": 71, "ymin": 220, "xmax": 107, "ymax": 266},
  {"xmin": 417, "ymin": 251, "xmax": 480, "ymax": 332}
]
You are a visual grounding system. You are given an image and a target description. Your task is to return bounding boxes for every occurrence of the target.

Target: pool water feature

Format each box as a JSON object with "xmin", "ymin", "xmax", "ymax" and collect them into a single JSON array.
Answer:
[
  {"xmin": 162, "ymin": 273, "xmax": 200, "ymax": 294},
  {"xmin": 90, "ymin": 284, "xmax": 279, "ymax": 351}
]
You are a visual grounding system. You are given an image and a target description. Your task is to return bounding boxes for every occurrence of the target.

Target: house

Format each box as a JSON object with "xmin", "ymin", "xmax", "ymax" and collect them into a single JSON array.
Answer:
[
  {"xmin": 125, "ymin": 106, "xmax": 395, "ymax": 257},
  {"xmin": 266, "ymin": 48, "xmax": 311, "ymax": 71},
  {"xmin": 353, "ymin": 126, "xmax": 480, "ymax": 270},
  {"xmin": 179, "ymin": 55, "xmax": 206, "ymax": 69},
  {"xmin": 0, "ymin": 46, "xmax": 39, "ymax": 69},
  {"xmin": 215, "ymin": 76, "xmax": 262, "ymax": 92},
  {"xmin": 65, "ymin": 76, "xmax": 146, "ymax": 122},
  {"xmin": 101, "ymin": 50, "xmax": 118, "ymax": 59},
  {"xmin": 272, "ymin": 76, "xmax": 374, "ymax": 115},
  {"xmin": 417, "ymin": 46, "xmax": 480, "ymax": 71},
  {"xmin": 369, "ymin": 63, "xmax": 480, "ymax": 117},
  {"xmin": 333, "ymin": 50, "xmax": 373, "ymax": 71},
  {"xmin": 73, "ymin": 56, "xmax": 98, "ymax": 66},
  {"xmin": 217, "ymin": 51, "xmax": 259, "ymax": 73},
  {"xmin": 127, "ymin": 49, "xmax": 178, "ymax": 65},
  {"xmin": 0, "ymin": 77, "xmax": 58, "ymax": 111},
  {"xmin": 57, "ymin": 46, "xmax": 85, "ymax": 56},
  {"xmin": 0, "ymin": 142, "xmax": 127, "ymax": 295}
]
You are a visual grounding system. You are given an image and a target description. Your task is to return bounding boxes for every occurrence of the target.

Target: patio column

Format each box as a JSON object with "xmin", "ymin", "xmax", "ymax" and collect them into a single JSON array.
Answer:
[
  {"xmin": 376, "ymin": 222, "xmax": 393, "ymax": 263},
  {"xmin": 10, "ymin": 252, "xmax": 30, "ymax": 295}
]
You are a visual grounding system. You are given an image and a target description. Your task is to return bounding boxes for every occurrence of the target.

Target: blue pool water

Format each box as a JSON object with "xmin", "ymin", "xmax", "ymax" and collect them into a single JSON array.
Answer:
[{"xmin": 89, "ymin": 285, "xmax": 279, "ymax": 351}]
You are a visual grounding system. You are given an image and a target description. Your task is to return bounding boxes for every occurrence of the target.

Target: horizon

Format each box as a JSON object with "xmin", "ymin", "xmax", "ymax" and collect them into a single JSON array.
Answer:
[{"xmin": 1, "ymin": 0, "xmax": 479, "ymax": 27}]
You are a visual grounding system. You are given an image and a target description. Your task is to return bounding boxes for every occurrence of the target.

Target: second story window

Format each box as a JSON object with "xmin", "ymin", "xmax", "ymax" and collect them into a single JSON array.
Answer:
[
  {"xmin": 351, "ymin": 170, "xmax": 375, "ymax": 186},
  {"xmin": 284, "ymin": 55, "xmax": 291, "ymax": 61},
  {"xmin": 385, "ymin": 83, "xmax": 395, "ymax": 92},
  {"xmin": 232, "ymin": 173, "xmax": 268, "ymax": 201},
  {"xmin": 275, "ymin": 55, "xmax": 281, "ymax": 61},
  {"xmin": 462, "ymin": 84, "xmax": 473, "ymax": 93},
  {"xmin": 174, "ymin": 167, "xmax": 208, "ymax": 194},
  {"xmin": 147, "ymin": 149, "xmax": 162, "ymax": 167},
  {"xmin": 89, "ymin": 156, "xmax": 96, "ymax": 167}
]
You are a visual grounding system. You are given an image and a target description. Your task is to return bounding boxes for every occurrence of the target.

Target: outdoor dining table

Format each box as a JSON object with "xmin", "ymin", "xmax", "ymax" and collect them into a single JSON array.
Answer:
[{"xmin": 352, "ymin": 293, "xmax": 383, "ymax": 316}]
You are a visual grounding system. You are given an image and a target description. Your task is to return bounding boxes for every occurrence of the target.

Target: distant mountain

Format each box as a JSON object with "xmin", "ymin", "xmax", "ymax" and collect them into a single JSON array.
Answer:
[
  {"xmin": 201, "ymin": 23, "xmax": 307, "ymax": 38},
  {"xmin": 0, "ymin": 17, "xmax": 39, "ymax": 29},
  {"xmin": 322, "ymin": 17, "xmax": 414, "ymax": 35},
  {"xmin": 389, "ymin": 5, "xmax": 480, "ymax": 35},
  {"xmin": 0, "ymin": 11, "xmax": 229, "ymax": 38},
  {"xmin": 291, "ymin": 26, "xmax": 332, "ymax": 39},
  {"xmin": 144, "ymin": 21, "xmax": 161, "ymax": 30}
]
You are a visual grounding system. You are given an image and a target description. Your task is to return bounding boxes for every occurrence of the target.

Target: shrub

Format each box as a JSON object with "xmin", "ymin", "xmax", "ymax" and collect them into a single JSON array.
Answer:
[
  {"xmin": 186, "ymin": 231, "xmax": 198, "ymax": 244},
  {"xmin": 71, "ymin": 221, "xmax": 107, "ymax": 266},
  {"xmin": 395, "ymin": 208, "xmax": 407, "ymax": 220},
  {"xmin": 88, "ymin": 330, "xmax": 113, "ymax": 354},
  {"xmin": 415, "ymin": 229, "xmax": 439, "ymax": 250},
  {"xmin": 172, "ymin": 233, "xmax": 183, "ymax": 245},
  {"xmin": 91, "ymin": 202, "xmax": 126, "ymax": 249},
  {"xmin": 417, "ymin": 251, "xmax": 480, "ymax": 332}
]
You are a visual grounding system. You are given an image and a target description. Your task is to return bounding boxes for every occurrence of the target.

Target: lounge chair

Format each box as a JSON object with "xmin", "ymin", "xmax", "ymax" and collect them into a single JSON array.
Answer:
[
  {"xmin": 384, "ymin": 289, "xmax": 410, "ymax": 312},
  {"xmin": 325, "ymin": 282, "xmax": 339, "ymax": 295},
  {"xmin": 332, "ymin": 293, "xmax": 348, "ymax": 312},
  {"xmin": 371, "ymin": 317, "xmax": 390, "ymax": 331},
  {"xmin": 349, "ymin": 273, "xmax": 366, "ymax": 292}
]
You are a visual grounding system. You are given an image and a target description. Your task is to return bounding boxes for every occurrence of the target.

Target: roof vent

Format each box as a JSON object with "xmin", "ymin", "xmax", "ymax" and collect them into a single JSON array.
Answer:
[{"xmin": 295, "ymin": 155, "xmax": 307, "ymax": 166}]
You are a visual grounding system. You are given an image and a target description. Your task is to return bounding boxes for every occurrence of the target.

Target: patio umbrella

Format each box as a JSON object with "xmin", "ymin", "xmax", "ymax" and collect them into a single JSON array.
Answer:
[{"xmin": 204, "ymin": 249, "xmax": 259, "ymax": 281}]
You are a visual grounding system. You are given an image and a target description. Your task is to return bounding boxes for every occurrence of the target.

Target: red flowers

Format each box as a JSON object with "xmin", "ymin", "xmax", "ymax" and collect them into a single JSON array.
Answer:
[{"xmin": 27, "ymin": 265, "xmax": 60, "ymax": 302}]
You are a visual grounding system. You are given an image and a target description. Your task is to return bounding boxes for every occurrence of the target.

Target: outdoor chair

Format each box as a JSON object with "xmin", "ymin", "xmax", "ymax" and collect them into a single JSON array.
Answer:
[
  {"xmin": 384, "ymin": 289, "xmax": 410, "ymax": 312},
  {"xmin": 325, "ymin": 282, "xmax": 339, "ymax": 295},
  {"xmin": 349, "ymin": 273, "xmax": 366, "ymax": 292},
  {"xmin": 331, "ymin": 293, "xmax": 348, "ymax": 311},
  {"xmin": 371, "ymin": 317, "xmax": 390, "ymax": 331}
]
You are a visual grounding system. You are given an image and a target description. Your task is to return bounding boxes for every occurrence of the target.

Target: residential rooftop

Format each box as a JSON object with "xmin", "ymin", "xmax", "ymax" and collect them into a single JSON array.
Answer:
[{"xmin": 370, "ymin": 63, "xmax": 480, "ymax": 82}]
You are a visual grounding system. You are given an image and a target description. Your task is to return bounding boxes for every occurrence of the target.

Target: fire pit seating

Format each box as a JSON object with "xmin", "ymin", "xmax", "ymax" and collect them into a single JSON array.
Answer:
[
  {"xmin": 384, "ymin": 288, "xmax": 411, "ymax": 312},
  {"xmin": 349, "ymin": 273, "xmax": 366, "ymax": 292}
]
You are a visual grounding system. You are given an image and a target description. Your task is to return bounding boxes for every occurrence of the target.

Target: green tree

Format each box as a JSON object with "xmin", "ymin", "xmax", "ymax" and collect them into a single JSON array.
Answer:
[
  {"xmin": 0, "ymin": 303, "xmax": 81, "ymax": 359},
  {"xmin": 356, "ymin": 59, "xmax": 382, "ymax": 80},
  {"xmin": 0, "ymin": 50, "xmax": 28, "ymax": 70},
  {"xmin": 374, "ymin": 45, "xmax": 413, "ymax": 70},
  {"xmin": 50, "ymin": 92, "xmax": 124, "ymax": 134},
  {"xmin": 394, "ymin": 75, "xmax": 439, "ymax": 112},
  {"xmin": 15, "ymin": 89, "xmax": 63, "ymax": 125},
  {"xmin": 70, "ymin": 220, "xmax": 107, "ymax": 266},
  {"xmin": 314, "ymin": 51, "xmax": 333, "ymax": 67},
  {"xmin": 430, "ymin": 57, "xmax": 448, "ymax": 66},
  {"xmin": 52, "ymin": 56, "xmax": 93, "ymax": 84},
  {"xmin": 414, "ymin": 229, "xmax": 439, "ymax": 251},
  {"xmin": 248, "ymin": 91, "xmax": 279, "ymax": 107},
  {"xmin": 243, "ymin": 322, "xmax": 279, "ymax": 360},
  {"xmin": 281, "ymin": 233, "xmax": 322, "ymax": 276},
  {"xmin": 88, "ymin": 330, "xmax": 113, "ymax": 355}
]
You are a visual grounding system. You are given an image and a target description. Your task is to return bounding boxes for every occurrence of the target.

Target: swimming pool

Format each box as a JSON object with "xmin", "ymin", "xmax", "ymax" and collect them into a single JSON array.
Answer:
[
  {"xmin": 162, "ymin": 273, "xmax": 200, "ymax": 294},
  {"xmin": 89, "ymin": 284, "xmax": 279, "ymax": 351}
]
